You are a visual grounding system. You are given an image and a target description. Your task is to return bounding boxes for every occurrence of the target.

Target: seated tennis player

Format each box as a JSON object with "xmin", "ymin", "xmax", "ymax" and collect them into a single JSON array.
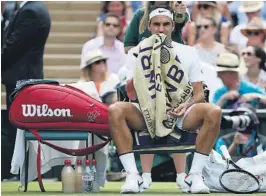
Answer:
[{"xmin": 108, "ymin": 8, "xmax": 222, "ymax": 194}]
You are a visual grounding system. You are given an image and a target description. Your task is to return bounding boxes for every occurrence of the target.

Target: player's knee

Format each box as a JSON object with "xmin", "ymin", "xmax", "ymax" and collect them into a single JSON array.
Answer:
[
  {"xmin": 108, "ymin": 102, "xmax": 124, "ymax": 120},
  {"xmin": 206, "ymin": 104, "xmax": 222, "ymax": 123}
]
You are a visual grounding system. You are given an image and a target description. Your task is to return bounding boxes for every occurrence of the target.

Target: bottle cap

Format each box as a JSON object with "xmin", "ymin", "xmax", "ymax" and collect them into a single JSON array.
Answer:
[
  {"xmin": 85, "ymin": 160, "xmax": 91, "ymax": 165},
  {"xmin": 64, "ymin": 160, "xmax": 71, "ymax": 165},
  {"xmin": 76, "ymin": 160, "xmax": 82, "ymax": 165},
  {"xmin": 92, "ymin": 159, "xmax": 96, "ymax": 165}
]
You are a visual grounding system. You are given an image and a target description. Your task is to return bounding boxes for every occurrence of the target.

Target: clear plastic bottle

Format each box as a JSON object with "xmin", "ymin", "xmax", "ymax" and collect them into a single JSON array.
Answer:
[
  {"xmin": 91, "ymin": 159, "xmax": 100, "ymax": 192},
  {"xmin": 61, "ymin": 160, "xmax": 75, "ymax": 193},
  {"xmin": 82, "ymin": 160, "xmax": 92, "ymax": 192},
  {"xmin": 74, "ymin": 160, "xmax": 84, "ymax": 193}
]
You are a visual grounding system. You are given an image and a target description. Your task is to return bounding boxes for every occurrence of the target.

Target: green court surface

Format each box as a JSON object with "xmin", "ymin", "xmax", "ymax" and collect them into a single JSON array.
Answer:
[{"xmin": 2, "ymin": 181, "xmax": 266, "ymax": 196}]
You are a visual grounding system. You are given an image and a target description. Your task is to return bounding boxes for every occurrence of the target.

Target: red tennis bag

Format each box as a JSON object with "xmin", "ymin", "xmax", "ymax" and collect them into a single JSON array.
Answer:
[
  {"xmin": 9, "ymin": 80, "xmax": 111, "ymax": 191},
  {"xmin": 9, "ymin": 81, "xmax": 110, "ymax": 135}
]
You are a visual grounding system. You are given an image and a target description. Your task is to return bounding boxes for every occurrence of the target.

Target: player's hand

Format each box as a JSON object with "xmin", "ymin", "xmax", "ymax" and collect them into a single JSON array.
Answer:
[
  {"xmin": 174, "ymin": 2, "xmax": 187, "ymax": 14},
  {"xmin": 168, "ymin": 103, "xmax": 188, "ymax": 118},
  {"xmin": 222, "ymin": 90, "xmax": 240, "ymax": 101},
  {"xmin": 238, "ymin": 93, "xmax": 260, "ymax": 103}
]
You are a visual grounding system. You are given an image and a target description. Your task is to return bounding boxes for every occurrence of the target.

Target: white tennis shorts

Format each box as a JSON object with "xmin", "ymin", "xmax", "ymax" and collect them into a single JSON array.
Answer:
[{"xmin": 131, "ymin": 102, "xmax": 196, "ymax": 131}]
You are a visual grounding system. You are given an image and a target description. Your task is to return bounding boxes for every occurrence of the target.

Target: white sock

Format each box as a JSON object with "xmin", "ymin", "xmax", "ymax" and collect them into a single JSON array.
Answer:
[
  {"xmin": 189, "ymin": 152, "xmax": 209, "ymax": 174},
  {"xmin": 119, "ymin": 152, "xmax": 139, "ymax": 174},
  {"xmin": 142, "ymin": 173, "xmax": 151, "ymax": 177}
]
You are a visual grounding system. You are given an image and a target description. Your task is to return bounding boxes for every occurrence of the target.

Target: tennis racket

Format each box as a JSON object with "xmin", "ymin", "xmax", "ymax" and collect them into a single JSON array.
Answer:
[{"xmin": 219, "ymin": 145, "xmax": 260, "ymax": 193}]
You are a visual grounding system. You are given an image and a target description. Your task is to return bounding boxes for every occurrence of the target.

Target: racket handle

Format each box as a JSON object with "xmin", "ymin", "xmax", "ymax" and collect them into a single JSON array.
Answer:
[{"xmin": 220, "ymin": 145, "xmax": 231, "ymax": 160}]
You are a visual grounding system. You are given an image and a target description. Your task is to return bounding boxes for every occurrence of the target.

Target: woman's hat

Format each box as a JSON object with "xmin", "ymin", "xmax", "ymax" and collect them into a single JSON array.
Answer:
[
  {"xmin": 216, "ymin": 53, "xmax": 240, "ymax": 72},
  {"xmin": 240, "ymin": 17, "xmax": 266, "ymax": 37},
  {"xmin": 81, "ymin": 49, "xmax": 108, "ymax": 69},
  {"xmin": 239, "ymin": 1, "xmax": 264, "ymax": 13}
]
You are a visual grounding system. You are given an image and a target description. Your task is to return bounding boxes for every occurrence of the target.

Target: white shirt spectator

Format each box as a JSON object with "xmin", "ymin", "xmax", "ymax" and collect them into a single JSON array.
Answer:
[
  {"xmin": 80, "ymin": 36, "xmax": 126, "ymax": 74},
  {"xmin": 230, "ymin": 24, "xmax": 248, "ymax": 50},
  {"xmin": 242, "ymin": 70, "xmax": 266, "ymax": 91}
]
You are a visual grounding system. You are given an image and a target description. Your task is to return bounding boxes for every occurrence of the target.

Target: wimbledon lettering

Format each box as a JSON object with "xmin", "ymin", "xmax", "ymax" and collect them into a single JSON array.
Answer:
[{"xmin": 22, "ymin": 104, "xmax": 72, "ymax": 117}]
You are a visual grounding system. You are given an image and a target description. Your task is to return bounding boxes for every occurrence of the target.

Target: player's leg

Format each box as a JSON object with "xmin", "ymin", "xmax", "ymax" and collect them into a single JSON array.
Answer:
[
  {"xmin": 108, "ymin": 102, "xmax": 146, "ymax": 193},
  {"xmin": 181, "ymin": 103, "xmax": 222, "ymax": 193}
]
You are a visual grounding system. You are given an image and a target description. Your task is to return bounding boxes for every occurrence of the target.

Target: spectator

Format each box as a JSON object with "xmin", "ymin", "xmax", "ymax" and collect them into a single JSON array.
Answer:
[
  {"xmin": 213, "ymin": 53, "xmax": 266, "ymax": 109},
  {"xmin": 241, "ymin": 46, "xmax": 266, "ymax": 91},
  {"xmin": 187, "ymin": 1, "xmax": 230, "ymax": 46},
  {"xmin": 230, "ymin": 1, "xmax": 265, "ymax": 50},
  {"xmin": 124, "ymin": 1, "xmax": 190, "ymax": 53},
  {"xmin": 194, "ymin": 16, "xmax": 228, "ymax": 66},
  {"xmin": 215, "ymin": 111, "xmax": 266, "ymax": 162},
  {"xmin": 96, "ymin": 1, "xmax": 131, "ymax": 41},
  {"xmin": 240, "ymin": 17, "xmax": 266, "ymax": 50},
  {"xmin": 79, "ymin": 49, "xmax": 119, "ymax": 104},
  {"xmin": 130, "ymin": 1, "xmax": 143, "ymax": 12},
  {"xmin": 1, "ymin": 1, "xmax": 51, "ymax": 147},
  {"xmin": 81, "ymin": 13, "xmax": 126, "ymax": 74},
  {"xmin": 228, "ymin": 1, "xmax": 266, "ymax": 26}
]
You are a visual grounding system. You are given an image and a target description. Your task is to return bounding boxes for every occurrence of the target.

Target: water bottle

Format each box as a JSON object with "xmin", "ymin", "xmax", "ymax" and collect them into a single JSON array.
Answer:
[
  {"xmin": 82, "ymin": 160, "xmax": 92, "ymax": 192},
  {"xmin": 91, "ymin": 159, "xmax": 100, "ymax": 192},
  {"xmin": 61, "ymin": 160, "xmax": 75, "ymax": 193},
  {"xmin": 74, "ymin": 160, "xmax": 84, "ymax": 193}
]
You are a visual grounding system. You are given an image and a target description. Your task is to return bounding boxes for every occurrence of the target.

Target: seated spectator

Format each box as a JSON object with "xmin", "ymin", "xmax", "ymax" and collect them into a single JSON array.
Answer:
[
  {"xmin": 194, "ymin": 16, "xmax": 228, "ymax": 66},
  {"xmin": 96, "ymin": 1, "xmax": 132, "ymax": 41},
  {"xmin": 213, "ymin": 53, "xmax": 266, "ymax": 109},
  {"xmin": 124, "ymin": 1, "xmax": 190, "ymax": 53},
  {"xmin": 81, "ymin": 13, "xmax": 126, "ymax": 74},
  {"xmin": 187, "ymin": 1, "xmax": 230, "ymax": 46},
  {"xmin": 130, "ymin": 1, "xmax": 143, "ymax": 12},
  {"xmin": 215, "ymin": 121, "xmax": 266, "ymax": 162},
  {"xmin": 229, "ymin": 1, "xmax": 265, "ymax": 50},
  {"xmin": 241, "ymin": 45, "xmax": 266, "ymax": 91},
  {"xmin": 79, "ymin": 49, "xmax": 119, "ymax": 105},
  {"xmin": 240, "ymin": 17, "xmax": 266, "ymax": 51}
]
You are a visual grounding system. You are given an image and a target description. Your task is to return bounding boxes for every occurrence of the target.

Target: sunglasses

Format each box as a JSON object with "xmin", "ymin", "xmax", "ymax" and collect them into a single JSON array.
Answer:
[
  {"xmin": 197, "ymin": 24, "xmax": 211, "ymax": 30},
  {"xmin": 198, "ymin": 4, "xmax": 210, "ymax": 10},
  {"xmin": 104, "ymin": 23, "xmax": 120, "ymax": 28},
  {"xmin": 241, "ymin": 52, "xmax": 254, "ymax": 56},
  {"xmin": 246, "ymin": 30, "xmax": 262, "ymax": 36}
]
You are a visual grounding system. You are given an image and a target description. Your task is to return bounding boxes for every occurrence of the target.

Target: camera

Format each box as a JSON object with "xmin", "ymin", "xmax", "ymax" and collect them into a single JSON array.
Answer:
[{"xmin": 221, "ymin": 103, "xmax": 260, "ymax": 132}]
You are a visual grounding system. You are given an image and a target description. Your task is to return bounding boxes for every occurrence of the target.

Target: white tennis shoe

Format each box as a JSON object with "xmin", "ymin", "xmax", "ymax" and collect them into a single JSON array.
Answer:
[
  {"xmin": 120, "ymin": 173, "xmax": 143, "ymax": 194},
  {"xmin": 176, "ymin": 173, "xmax": 190, "ymax": 193},
  {"xmin": 141, "ymin": 173, "xmax": 152, "ymax": 191},
  {"xmin": 184, "ymin": 173, "xmax": 210, "ymax": 193}
]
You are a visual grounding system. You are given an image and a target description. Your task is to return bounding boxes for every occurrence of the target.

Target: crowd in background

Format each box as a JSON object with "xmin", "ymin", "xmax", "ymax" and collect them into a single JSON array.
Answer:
[
  {"xmin": 1, "ymin": 1, "xmax": 266, "ymax": 182},
  {"xmin": 82, "ymin": 1, "xmax": 266, "ymax": 176}
]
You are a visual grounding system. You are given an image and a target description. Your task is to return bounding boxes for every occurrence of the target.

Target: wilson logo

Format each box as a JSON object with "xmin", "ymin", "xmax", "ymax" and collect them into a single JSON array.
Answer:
[{"xmin": 22, "ymin": 104, "xmax": 73, "ymax": 117}]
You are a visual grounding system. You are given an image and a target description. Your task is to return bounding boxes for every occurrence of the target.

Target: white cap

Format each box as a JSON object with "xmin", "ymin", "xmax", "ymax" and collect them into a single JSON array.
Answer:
[{"xmin": 149, "ymin": 8, "xmax": 173, "ymax": 21}]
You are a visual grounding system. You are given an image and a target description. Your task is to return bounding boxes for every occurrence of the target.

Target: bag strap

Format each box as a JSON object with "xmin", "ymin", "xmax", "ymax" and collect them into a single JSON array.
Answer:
[
  {"xmin": 29, "ymin": 129, "xmax": 45, "ymax": 192},
  {"xmin": 28, "ymin": 129, "xmax": 110, "ymax": 192}
]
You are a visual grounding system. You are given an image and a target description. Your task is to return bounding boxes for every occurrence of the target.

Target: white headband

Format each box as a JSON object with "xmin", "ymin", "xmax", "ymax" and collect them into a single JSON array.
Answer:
[{"xmin": 149, "ymin": 8, "xmax": 173, "ymax": 21}]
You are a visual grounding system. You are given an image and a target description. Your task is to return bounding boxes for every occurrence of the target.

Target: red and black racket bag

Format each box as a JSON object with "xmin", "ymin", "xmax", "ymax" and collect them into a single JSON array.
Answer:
[{"xmin": 9, "ymin": 80, "xmax": 110, "ymax": 136}]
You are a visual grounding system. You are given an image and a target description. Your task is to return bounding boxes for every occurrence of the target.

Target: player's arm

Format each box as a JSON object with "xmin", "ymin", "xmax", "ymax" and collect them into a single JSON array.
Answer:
[
  {"xmin": 186, "ymin": 81, "xmax": 204, "ymax": 108},
  {"xmin": 186, "ymin": 48, "xmax": 205, "ymax": 107}
]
